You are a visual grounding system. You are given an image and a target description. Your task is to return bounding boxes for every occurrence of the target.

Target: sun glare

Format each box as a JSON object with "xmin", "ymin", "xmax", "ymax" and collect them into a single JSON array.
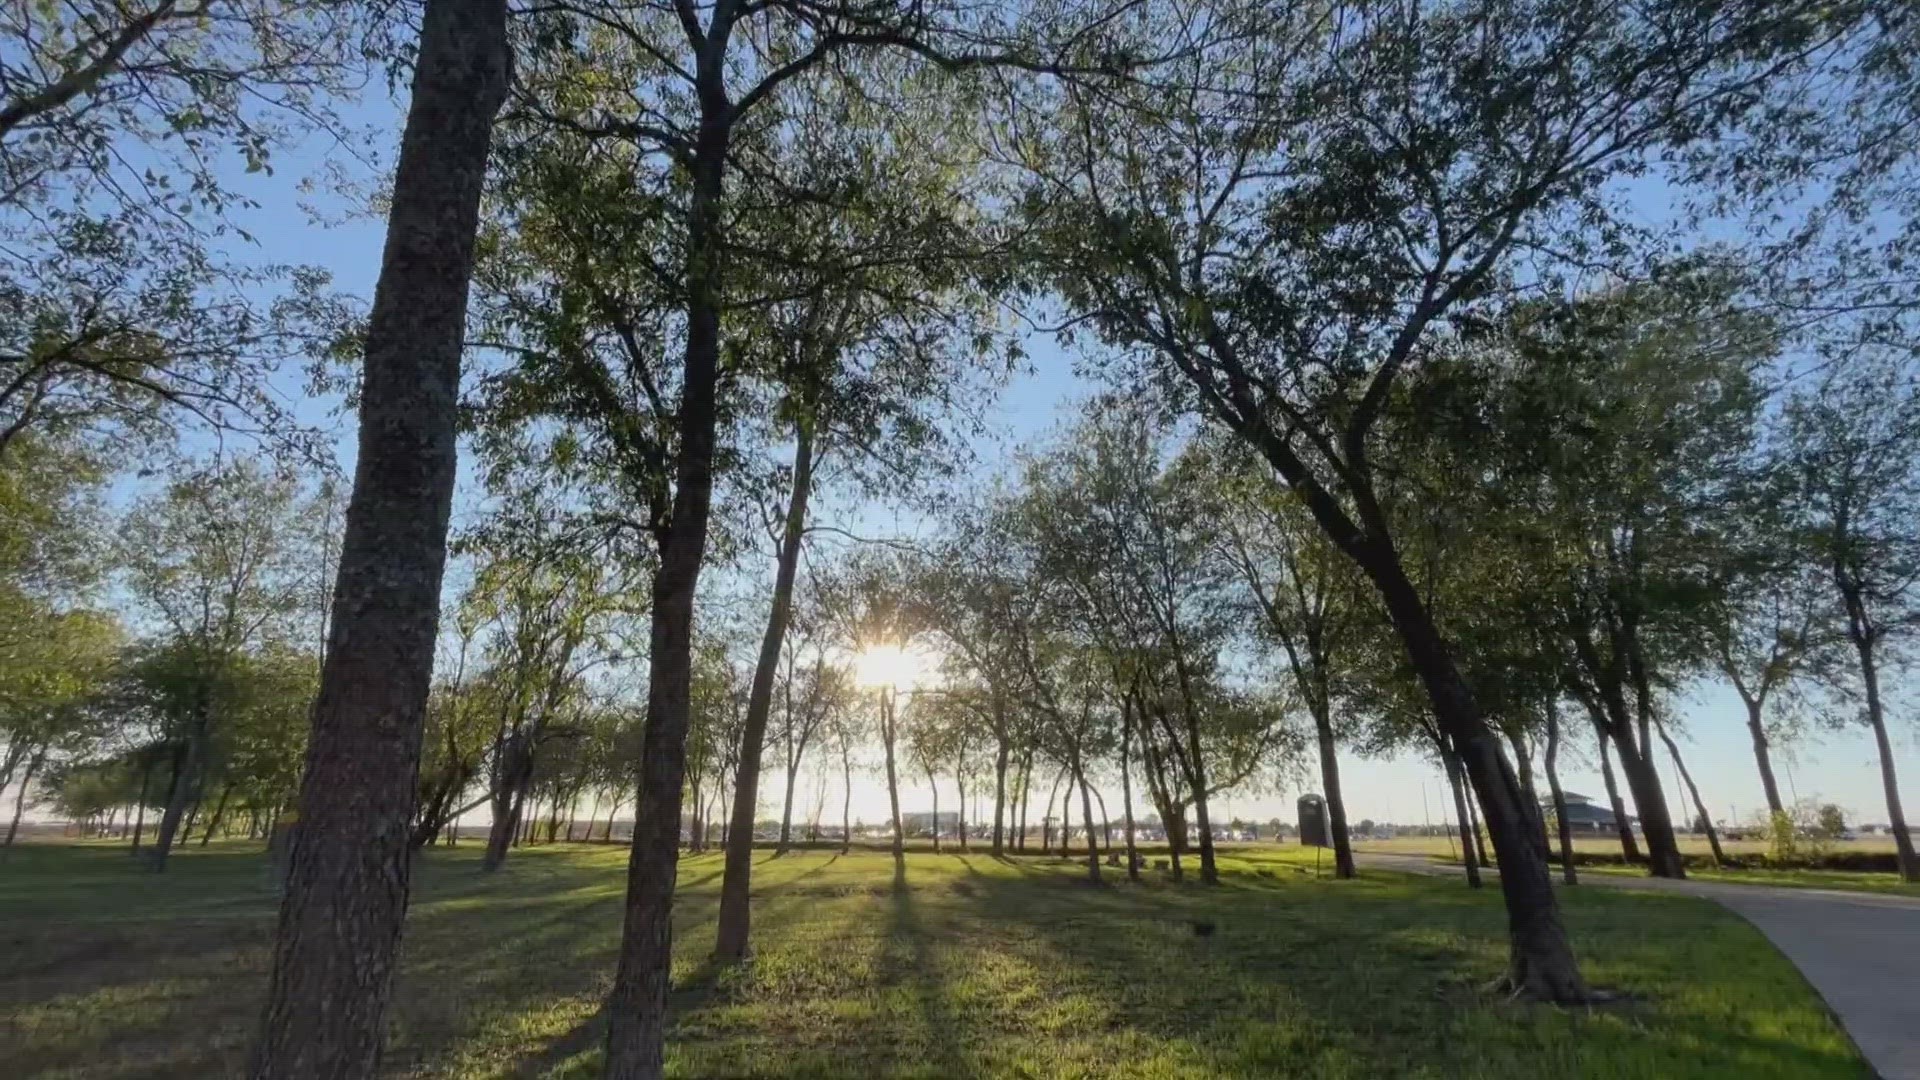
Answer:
[{"xmin": 853, "ymin": 643, "xmax": 932, "ymax": 691}]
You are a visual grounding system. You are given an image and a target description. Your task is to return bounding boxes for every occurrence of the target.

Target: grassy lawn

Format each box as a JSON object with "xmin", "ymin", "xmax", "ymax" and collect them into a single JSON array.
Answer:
[
  {"xmin": 1354, "ymin": 837, "xmax": 1920, "ymax": 897},
  {"xmin": 0, "ymin": 842, "xmax": 1872, "ymax": 1079},
  {"xmin": 1578, "ymin": 862, "xmax": 1920, "ymax": 896}
]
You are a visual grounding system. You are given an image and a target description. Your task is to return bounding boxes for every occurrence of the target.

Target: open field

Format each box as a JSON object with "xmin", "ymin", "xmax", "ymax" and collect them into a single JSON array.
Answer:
[
  {"xmin": 0, "ymin": 842, "xmax": 1872, "ymax": 1079},
  {"xmin": 1352, "ymin": 836, "xmax": 1920, "ymax": 896},
  {"xmin": 1353, "ymin": 834, "xmax": 1903, "ymax": 859}
]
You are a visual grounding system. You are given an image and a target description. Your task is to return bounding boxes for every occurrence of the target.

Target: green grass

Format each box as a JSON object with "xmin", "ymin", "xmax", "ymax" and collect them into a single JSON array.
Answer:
[
  {"xmin": 0, "ymin": 841, "xmax": 1873, "ymax": 1079},
  {"xmin": 1355, "ymin": 836, "xmax": 1920, "ymax": 896},
  {"xmin": 1578, "ymin": 861, "xmax": 1920, "ymax": 896}
]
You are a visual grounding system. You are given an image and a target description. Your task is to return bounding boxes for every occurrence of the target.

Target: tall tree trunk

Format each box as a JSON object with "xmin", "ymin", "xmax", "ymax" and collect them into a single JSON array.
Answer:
[
  {"xmin": 991, "ymin": 727, "xmax": 1009, "ymax": 855},
  {"xmin": 1165, "ymin": 803, "xmax": 1187, "ymax": 881},
  {"xmin": 1090, "ymin": 785, "xmax": 1110, "ymax": 849},
  {"xmin": 1442, "ymin": 745, "xmax": 1481, "ymax": 889},
  {"xmin": 600, "ymin": 35, "xmax": 745, "ymax": 1069},
  {"xmin": 4, "ymin": 746, "xmax": 45, "ymax": 845},
  {"xmin": 955, "ymin": 767, "xmax": 968, "ymax": 851},
  {"xmin": 1655, "ymin": 718, "xmax": 1725, "ymax": 867},
  {"xmin": 1015, "ymin": 749, "xmax": 1033, "ymax": 851},
  {"xmin": 840, "ymin": 740, "xmax": 853, "ymax": 855},
  {"xmin": 1312, "ymin": 701, "xmax": 1354, "ymax": 879},
  {"xmin": 1176, "ymin": 715, "xmax": 1219, "ymax": 884},
  {"xmin": 1373, "ymin": 548, "xmax": 1583, "ymax": 1000},
  {"xmin": 180, "ymin": 793, "xmax": 205, "ymax": 850},
  {"xmin": 777, "ymin": 757, "xmax": 800, "ymax": 855},
  {"xmin": 1741, "ymin": 696, "xmax": 1787, "ymax": 817},
  {"xmin": 1544, "ymin": 702, "xmax": 1577, "ymax": 886},
  {"xmin": 881, "ymin": 690, "xmax": 904, "ymax": 863},
  {"xmin": 199, "ymin": 783, "xmax": 233, "ymax": 846},
  {"xmin": 1606, "ymin": 722, "xmax": 1686, "ymax": 878},
  {"xmin": 928, "ymin": 764, "xmax": 941, "ymax": 854},
  {"xmin": 1463, "ymin": 782, "xmax": 1490, "ymax": 868},
  {"xmin": 716, "ymin": 422, "xmax": 814, "ymax": 959},
  {"xmin": 1841, "ymin": 594, "xmax": 1919, "ymax": 881},
  {"xmin": 248, "ymin": 5, "xmax": 510, "ymax": 1073},
  {"xmin": 1594, "ymin": 722, "xmax": 1640, "ymax": 862},
  {"xmin": 1504, "ymin": 729, "xmax": 1551, "ymax": 861},
  {"xmin": 1120, "ymin": 700, "xmax": 1139, "ymax": 882},
  {"xmin": 1616, "ymin": 632, "xmax": 1688, "ymax": 878},
  {"xmin": 1041, "ymin": 766, "xmax": 1065, "ymax": 855},
  {"xmin": 150, "ymin": 723, "xmax": 207, "ymax": 871},
  {"xmin": 484, "ymin": 769, "xmax": 526, "ymax": 871},
  {"xmin": 0, "ymin": 739, "xmax": 26, "ymax": 801},
  {"xmin": 1076, "ymin": 763, "xmax": 1100, "ymax": 883},
  {"xmin": 130, "ymin": 757, "xmax": 153, "ymax": 855}
]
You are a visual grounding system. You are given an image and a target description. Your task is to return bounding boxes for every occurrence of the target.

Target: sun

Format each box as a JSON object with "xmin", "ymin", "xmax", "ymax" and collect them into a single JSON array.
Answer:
[{"xmin": 853, "ymin": 643, "xmax": 932, "ymax": 691}]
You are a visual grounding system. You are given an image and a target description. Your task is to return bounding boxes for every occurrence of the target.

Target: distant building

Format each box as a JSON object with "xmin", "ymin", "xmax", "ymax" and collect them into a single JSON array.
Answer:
[
  {"xmin": 1546, "ymin": 792, "xmax": 1630, "ymax": 833},
  {"xmin": 902, "ymin": 811, "xmax": 961, "ymax": 835}
]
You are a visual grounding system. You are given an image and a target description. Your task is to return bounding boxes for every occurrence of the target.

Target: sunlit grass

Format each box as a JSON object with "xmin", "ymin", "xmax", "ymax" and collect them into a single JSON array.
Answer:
[{"xmin": 0, "ymin": 842, "xmax": 1872, "ymax": 1078}]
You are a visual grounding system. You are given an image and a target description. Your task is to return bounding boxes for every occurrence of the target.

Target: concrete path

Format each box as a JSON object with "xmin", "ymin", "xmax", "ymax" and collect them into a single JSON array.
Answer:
[{"xmin": 1358, "ymin": 853, "xmax": 1920, "ymax": 1079}]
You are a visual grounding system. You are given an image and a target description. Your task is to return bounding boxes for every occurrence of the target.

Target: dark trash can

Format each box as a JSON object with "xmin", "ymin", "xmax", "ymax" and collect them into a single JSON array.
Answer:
[{"xmin": 1298, "ymin": 794, "xmax": 1329, "ymax": 848}]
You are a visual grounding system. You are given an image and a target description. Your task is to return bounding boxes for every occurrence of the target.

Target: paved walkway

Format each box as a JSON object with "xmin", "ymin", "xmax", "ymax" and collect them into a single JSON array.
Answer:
[{"xmin": 1358, "ymin": 853, "xmax": 1920, "ymax": 1079}]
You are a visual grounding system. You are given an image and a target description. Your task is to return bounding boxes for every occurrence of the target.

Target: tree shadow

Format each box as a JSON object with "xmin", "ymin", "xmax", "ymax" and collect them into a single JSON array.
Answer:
[{"xmin": 882, "ymin": 860, "xmax": 972, "ymax": 1078}]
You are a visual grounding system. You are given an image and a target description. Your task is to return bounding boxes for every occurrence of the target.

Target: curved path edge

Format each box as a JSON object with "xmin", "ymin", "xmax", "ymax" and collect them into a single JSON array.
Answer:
[{"xmin": 1355, "ymin": 852, "xmax": 1920, "ymax": 1079}]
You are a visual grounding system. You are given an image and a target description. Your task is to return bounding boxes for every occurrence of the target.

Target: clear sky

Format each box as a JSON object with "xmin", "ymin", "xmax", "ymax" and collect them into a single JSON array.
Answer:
[{"xmin": 181, "ymin": 85, "xmax": 1920, "ymax": 838}]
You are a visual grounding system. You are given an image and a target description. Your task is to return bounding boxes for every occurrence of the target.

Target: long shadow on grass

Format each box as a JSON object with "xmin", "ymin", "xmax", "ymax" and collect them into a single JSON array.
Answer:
[
  {"xmin": 882, "ymin": 859, "xmax": 972, "ymax": 1078},
  {"xmin": 950, "ymin": 862, "xmax": 1870, "ymax": 1079}
]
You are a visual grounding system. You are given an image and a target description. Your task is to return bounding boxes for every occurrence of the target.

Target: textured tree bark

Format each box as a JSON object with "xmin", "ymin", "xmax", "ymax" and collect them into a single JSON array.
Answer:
[
  {"xmin": 248, "ymin": 4, "xmax": 508, "ymax": 1074},
  {"xmin": 1442, "ymin": 745, "xmax": 1481, "ymax": 889},
  {"xmin": 1593, "ymin": 721, "xmax": 1640, "ymax": 862},
  {"xmin": 1607, "ymin": 723, "xmax": 1686, "ymax": 878},
  {"xmin": 1040, "ymin": 766, "xmax": 1065, "ymax": 855},
  {"xmin": 1366, "ymin": 553, "xmax": 1582, "ymax": 1002},
  {"xmin": 1120, "ymin": 698, "xmax": 1139, "ymax": 882},
  {"xmin": 604, "ymin": 114, "xmax": 733, "ymax": 1078},
  {"xmin": 1171, "ymin": 688, "xmax": 1219, "ymax": 884},
  {"xmin": 129, "ymin": 758, "xmax": 151, "ymax": 853},
  {"xmin": 4, "ymin": 746, "xmax": 44, "ymax": 845},
  {"xmin": 955, "ymin": 767, "xmax": 968, "ymax": 851},
  {"xmin": 1655, "ymin": 718, "xmax": 1725, "ymax": 867},
  {"xmin": 881, "ymin": 690, "xmax": 904, "ymax": 863},
  {"xmin": 1544, "ymin": 702, "xmax": 1577, "ymax": 886},
  {"xmin": 777, "ymin": 758, "xmax": 800, "ymax": 853},
  {"xmin": 1076, "ymin": 764, "xmax": 1100, "ymax": 883},
  {"xmin": 716, "ymin": 422, "xmax": 814, "ymax": 959},
  {"xmin": 927, "ymin": 763, "xmax": 941, "ymax": 854},
  {"xmin": 991, "ymin": 726, "xmax": 1009, "ymax": 855},
  {"xmin": 150, "ymin": 717, "xmax": 208, "ymax": 871},
  {"xmin": 1313, "ymin": 705, "xmax": 1355, "ymax": 879},
  {"xmin": 1841, "ymin": 586, "xmax": 1920, "ymax": 882},
  {"xmin": 199, "ymin": 783, "xmax": 233, "ymax": 846},
  {"xmin": 1741, "ymin": 697, "xmax": 1787, "ymax": 817},
  {"xmin": 1014, "ymin": 748, "xmax": 1033, "ymax": 851},
  {"xmin": 1504, "ymin": 728, "xmax": 1551, "ymax": 861},
  {"xmin": 840, "ymin": 740, "xmax": 853, "ymax": 855},
  {"xmin": 1618, "ymin": 636, "xmax": 1688, "ymax": 878}
]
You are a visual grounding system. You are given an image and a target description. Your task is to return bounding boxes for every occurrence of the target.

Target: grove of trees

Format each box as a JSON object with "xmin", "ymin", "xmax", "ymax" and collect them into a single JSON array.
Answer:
[{"xmin": 4, "ymin": 1, "xmax": 1920, "ymax": 1078}]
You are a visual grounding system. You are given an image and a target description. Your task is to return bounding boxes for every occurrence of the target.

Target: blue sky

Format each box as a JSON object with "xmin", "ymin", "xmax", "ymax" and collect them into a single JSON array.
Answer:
[{"xmin": 180, "ymin": 86, "xmax": 1920, "ymax": 835}]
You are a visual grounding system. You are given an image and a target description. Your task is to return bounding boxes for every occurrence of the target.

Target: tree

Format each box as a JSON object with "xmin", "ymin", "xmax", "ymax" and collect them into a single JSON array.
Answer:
[
  {"xmin": 1782, "ymin": 354, "xmax": 1920, "ymax": 883},
  {"xmin": 249, "ymin": 3, "xmax": 511, "ymax": 1074},
  {"xmin": 1817, "ymin": 803, "xmax": 1847, "ymax": 839},
  {"xmin": 1206, "ymin": 442, "xmax": 1365, "ymax": 878},
  {"xmin": 0, "ymin": 607, "xmax": 119, "ymax": 844},
  {"xmin": 0, "ymin": 2, "xmax": 366, "ymax": 460},
  {"xmin": 1712, "ymin": 554, "xmax": 1834, "ymax": 818},
  {"xmin": 119, "ymin": 462, "xmax": 320, "ymax": 870},
  {"xmin": 505, "ymin": 0, "xmax": 1196, "ymax": 1065},
  {"xmin": 1016, "ymin": 0, "xmax": 1829, "ymax": 1000},
  {"xmin": 773, "ymin": 635, "xmax": 850, "ymax": 853}
]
